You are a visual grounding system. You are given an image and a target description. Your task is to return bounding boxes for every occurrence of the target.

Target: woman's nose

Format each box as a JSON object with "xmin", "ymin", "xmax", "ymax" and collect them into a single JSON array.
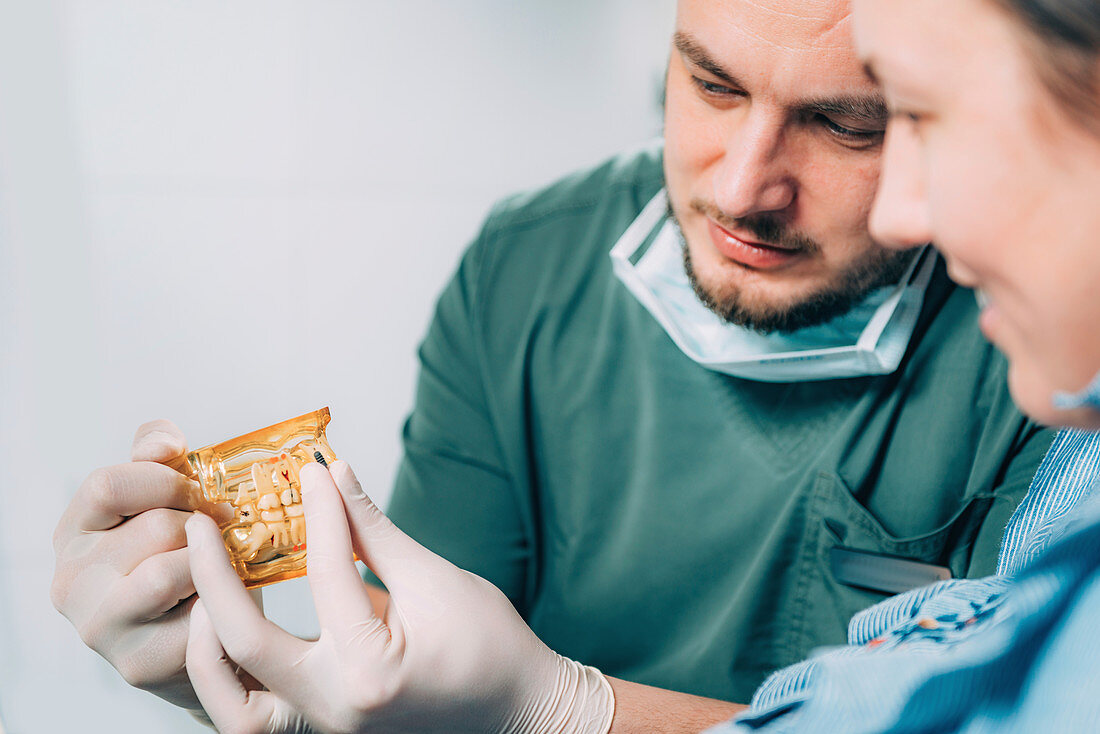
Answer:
[{"xmin": 870, "ymin": 118, "xmax": 933, "ymax": 250}]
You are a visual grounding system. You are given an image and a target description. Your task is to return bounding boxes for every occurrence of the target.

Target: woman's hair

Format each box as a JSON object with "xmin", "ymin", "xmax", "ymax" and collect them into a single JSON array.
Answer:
[{"xmin": 990, "ymin": 0, "xmax": 1100, "ymax": 134}]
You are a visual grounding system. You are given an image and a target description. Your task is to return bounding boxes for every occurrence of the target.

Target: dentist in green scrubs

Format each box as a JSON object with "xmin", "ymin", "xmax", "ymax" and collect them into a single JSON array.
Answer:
[
  {"xmin": 364, "ymin": 2, "xmax": 1051, "ymax": 707},
  {"xmin": 52, "ymin": 0, "xmax": 1052, "ymax": 727}
]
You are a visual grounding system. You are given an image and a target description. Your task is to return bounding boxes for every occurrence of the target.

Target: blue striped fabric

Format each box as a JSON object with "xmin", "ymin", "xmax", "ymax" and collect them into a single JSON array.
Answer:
[
  {"xmin": 997, "ymin": 430, "xmax": 1100, "ymax": 576},
  {"xmin": 710, "ymin": 428, "xmax": 1100, "ymax": 733}
]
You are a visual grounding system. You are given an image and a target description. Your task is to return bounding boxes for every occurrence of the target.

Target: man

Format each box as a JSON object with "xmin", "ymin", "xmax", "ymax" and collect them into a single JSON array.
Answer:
[{"xmin": 51, "ymin": 0, "xmax": 1050, "ymax": 727}]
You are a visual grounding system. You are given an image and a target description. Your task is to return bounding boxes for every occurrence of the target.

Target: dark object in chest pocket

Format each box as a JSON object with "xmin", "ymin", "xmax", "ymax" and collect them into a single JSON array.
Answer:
[{"xmin": 829, "ymin": 546, "xmax": 952, "ymax": 595}]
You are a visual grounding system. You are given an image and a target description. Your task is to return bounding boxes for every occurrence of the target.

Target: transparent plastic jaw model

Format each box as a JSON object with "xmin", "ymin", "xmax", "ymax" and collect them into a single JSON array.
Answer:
[{"xmin": 186, "ymin": 407, "xmax": 337, "ymax": 589}]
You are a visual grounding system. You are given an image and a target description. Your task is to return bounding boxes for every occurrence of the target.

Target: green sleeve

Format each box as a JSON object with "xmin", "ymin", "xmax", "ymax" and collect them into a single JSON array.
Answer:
[
  {"xmin": 367, "ymin": 226, "xmax": 530, "ymax": 608},
  {"xmin": 965, "ymin": 422, "xmax": 1055, "ymax": 578}
]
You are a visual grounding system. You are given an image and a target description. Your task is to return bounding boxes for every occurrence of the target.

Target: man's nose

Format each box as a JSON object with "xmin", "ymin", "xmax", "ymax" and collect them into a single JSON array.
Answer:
[
  {"xmin": 870, "ymin": 119, "xmax": 933, "ymax": 250},
  {"xmin": 712, "ymin": 111, "xmax": 796, "ymax": 219}
]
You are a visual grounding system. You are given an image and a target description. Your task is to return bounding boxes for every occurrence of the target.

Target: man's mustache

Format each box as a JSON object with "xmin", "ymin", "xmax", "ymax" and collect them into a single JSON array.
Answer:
[{"xmin": 688, "ymin": 197, "xmax": 821, "ymax": 255}]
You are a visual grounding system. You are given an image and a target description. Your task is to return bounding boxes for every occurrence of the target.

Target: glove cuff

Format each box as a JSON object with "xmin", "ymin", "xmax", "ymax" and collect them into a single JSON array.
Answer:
[
  {"xmin": 507, "ymin": 654, "xmax": 615, "ymax": 734},
  {"xmin": 583, "ymin": 664, "xmax": 616, "ymax": 734}
]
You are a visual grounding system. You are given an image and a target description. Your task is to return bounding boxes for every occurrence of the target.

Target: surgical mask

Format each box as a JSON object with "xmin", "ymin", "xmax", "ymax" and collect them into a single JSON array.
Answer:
[
  {"xmin": 1053, "ymin": 373, "xmax": 1100, "ymax": 412},
  {"xmin": 610, "ymin": 190, "xmax": 936, "ymax": 382}
]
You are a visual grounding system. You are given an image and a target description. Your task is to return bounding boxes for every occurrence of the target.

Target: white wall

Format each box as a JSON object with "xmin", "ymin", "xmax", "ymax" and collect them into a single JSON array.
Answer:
[{"xmin": 0, "ymin": 1, "xmax": 674, "ymax": 731}]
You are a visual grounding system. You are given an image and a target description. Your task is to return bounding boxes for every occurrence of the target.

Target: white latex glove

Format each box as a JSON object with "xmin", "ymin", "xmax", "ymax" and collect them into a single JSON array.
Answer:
[
  {"xmin": 51, "ymin": 420, "xmax": 208, "ymax": 717},
  {"xmin": 185, "ymin": 459, "xmax": 615, "ymax": 734}
]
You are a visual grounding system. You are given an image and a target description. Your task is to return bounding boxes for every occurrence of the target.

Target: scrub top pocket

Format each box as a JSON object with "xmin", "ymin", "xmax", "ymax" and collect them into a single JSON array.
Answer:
[{"xmin": 777, "ymin": 471, "xmax": 995, "ymax": 666}]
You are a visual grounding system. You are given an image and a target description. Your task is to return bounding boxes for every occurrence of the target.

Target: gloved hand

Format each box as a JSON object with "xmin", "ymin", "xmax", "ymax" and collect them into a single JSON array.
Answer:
[
  {"xmin": 184, "ymin": 459, "xmax": 616, "ymax": 734},
  {"xmin": 51, "ymin": 420, "xmax": 208, "ymax": 717}
]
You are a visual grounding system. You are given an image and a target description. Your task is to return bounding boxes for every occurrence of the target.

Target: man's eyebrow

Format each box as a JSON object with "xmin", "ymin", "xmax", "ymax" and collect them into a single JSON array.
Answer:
[
  {"xmin": 800, "ymin": 95, "xmax": 888, "ymax": 125},
  {"xmin": 673, "ymin": 31, "xmax": 745, "ymax": 88},
  {"xmin": 673, "ymin": 30, "xmax": 887, "ymax": 125}
]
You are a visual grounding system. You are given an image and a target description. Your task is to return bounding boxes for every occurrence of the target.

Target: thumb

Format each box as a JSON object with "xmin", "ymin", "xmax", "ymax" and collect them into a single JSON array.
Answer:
[
  {"xmin": 325, "ymin": 460, "xmax": 450, "ymax": 598},
  {"xmin": 132, "ymin": 419, "xmax": 191, "ymax": 472}
]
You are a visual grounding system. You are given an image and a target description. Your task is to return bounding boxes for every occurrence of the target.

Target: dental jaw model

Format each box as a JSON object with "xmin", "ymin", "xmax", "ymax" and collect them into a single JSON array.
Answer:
[{"xmin": 186, "ymin": 407, "xmax": 337, "ymax": 588}]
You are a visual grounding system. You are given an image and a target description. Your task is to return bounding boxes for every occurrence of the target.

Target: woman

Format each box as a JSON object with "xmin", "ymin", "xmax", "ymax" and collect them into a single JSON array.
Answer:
[{"xmin": 710, "ymin": 0, "xmax": 1100, "ymax": 731}]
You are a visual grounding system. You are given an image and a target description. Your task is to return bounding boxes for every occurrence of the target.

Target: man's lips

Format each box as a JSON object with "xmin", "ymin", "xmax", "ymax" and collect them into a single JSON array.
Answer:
[{"xmin": 705, "ymin": 219, "xmax": 804, "ymax": 270}]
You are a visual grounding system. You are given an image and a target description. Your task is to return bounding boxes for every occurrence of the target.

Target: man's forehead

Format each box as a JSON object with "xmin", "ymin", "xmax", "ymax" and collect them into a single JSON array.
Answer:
[
  {"xmin": 675, "ymin": 0, "xmax": 876, "ymax": 101},
  {"xmin": 677, "ymin": 0, "xmax": 855, "ymax": 52}
]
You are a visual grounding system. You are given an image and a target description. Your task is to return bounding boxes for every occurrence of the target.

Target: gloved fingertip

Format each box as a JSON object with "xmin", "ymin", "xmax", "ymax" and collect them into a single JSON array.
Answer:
[
  {"xmin": 333, "ymin": 465, "xmax": 368, "ymax": 500},
  {"xmin": 298, "ymin": 461, "xmax": 327, "ymax": 489},
  {"xmin": 185, "ymin": 512, "xmax": 213, "ymax": 545},
  {"xmin": 132, "ymin": 425, "xmax": 188, "ymax": 461},
  {"xmin": 148, "ymin": 432, "xmax": 185, "ymax": 453},
  {"xmin": 209, "ymin": 501, "xmax": 235, "ymax": 524}
]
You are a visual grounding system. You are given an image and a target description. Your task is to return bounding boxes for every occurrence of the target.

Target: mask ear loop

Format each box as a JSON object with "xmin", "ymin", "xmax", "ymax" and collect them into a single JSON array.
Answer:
[
  {"xmin": 853, "ymin": 245, "xmax": 935, "ymax": 370},
  {"xmin": 609, "ymin": 189, "xmax": 670, "ymax": 264},
  {"xmin": 609, "ymin": 190, "xmax": 705, "ymax": 358}
]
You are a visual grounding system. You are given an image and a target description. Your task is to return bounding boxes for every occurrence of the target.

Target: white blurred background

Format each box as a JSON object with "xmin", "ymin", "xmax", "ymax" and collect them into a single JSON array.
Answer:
[{"xmin": 0, "ymin": 1, "xmax": 673, "ymax": 731}]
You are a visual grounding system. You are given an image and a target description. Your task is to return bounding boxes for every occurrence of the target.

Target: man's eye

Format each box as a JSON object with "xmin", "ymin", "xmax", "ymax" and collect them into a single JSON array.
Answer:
[
  {"xmin": 691, "ymin": 76, "xmax": 738, "ymax": 97},
  {"xmin": 820, "ymin": 115, "xmax": 884, "ymax": 144}
]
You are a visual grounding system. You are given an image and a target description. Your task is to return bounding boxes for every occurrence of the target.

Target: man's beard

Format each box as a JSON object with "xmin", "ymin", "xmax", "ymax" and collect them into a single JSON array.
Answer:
[{"xmin": 671, "ymin": 200, "xmax": 917, "ymax": 334}]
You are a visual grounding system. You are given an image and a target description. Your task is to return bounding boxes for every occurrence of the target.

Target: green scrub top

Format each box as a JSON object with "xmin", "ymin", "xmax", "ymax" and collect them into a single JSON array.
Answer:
[{"xmin": 376, "ymin": 145, "xmax": 1052, "ymax": 703}]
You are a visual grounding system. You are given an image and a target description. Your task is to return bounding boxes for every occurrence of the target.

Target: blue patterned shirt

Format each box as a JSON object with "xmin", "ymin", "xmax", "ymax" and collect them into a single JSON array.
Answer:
[{"xmin": 707, "ymin": 428, "xmax": 1100, "ymax": 733}]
